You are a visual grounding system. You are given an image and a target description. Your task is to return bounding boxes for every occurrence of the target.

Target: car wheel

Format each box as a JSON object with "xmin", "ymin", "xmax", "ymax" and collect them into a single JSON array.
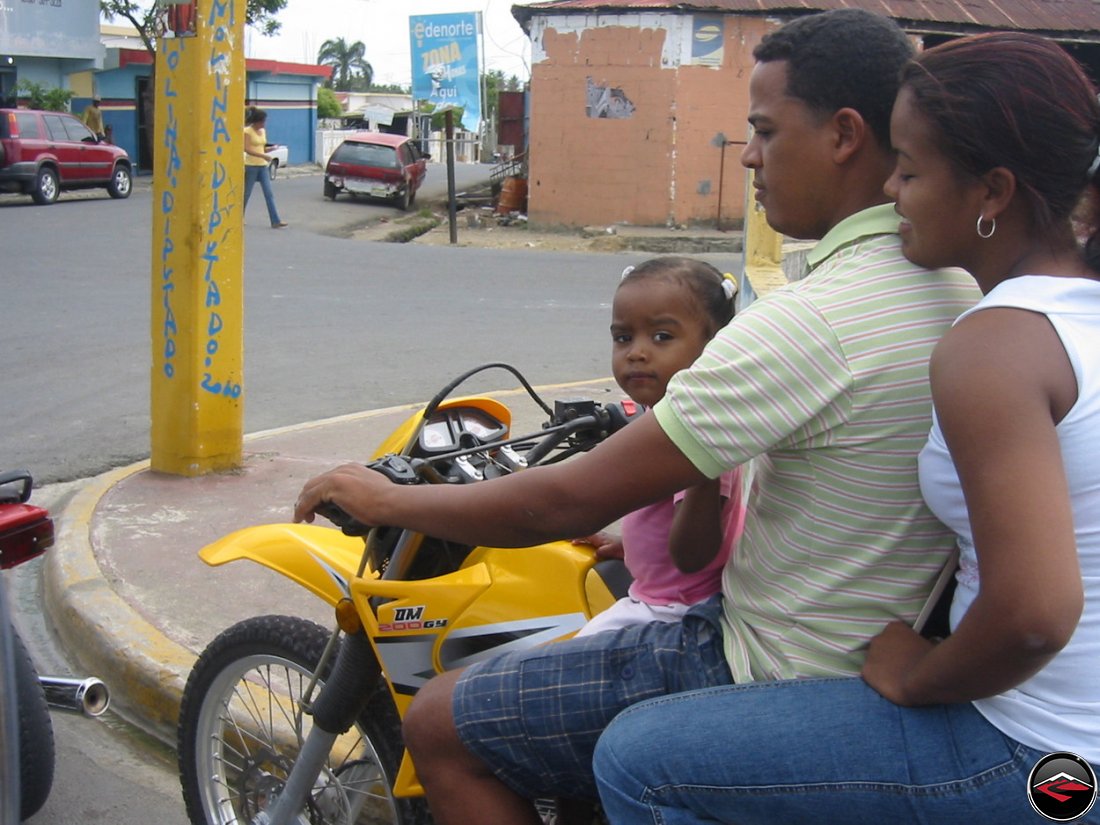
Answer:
[
  {"xmin": 108, "ymin": 164, "xmax": 132, "ymax": 199},
  {"xmin": 269, "ymin": 159, "xmax": 280, "ymax": 180},
  {"xmin": 323, "ymin": 179, "xmax": 338, "ymax": 200},
  {"xmin": 31, "ymin": 166, "xmax": 59, "ymax": 205},
  {"xmin": 397, "ymin": 187, "xmax": 411, "ymax": 212}
]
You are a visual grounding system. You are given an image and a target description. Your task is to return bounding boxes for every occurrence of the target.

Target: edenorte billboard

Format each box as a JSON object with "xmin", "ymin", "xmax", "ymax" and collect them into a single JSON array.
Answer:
[{"xmin": 409, "ymin": 13, "xmax": 482, "ymax": 131}]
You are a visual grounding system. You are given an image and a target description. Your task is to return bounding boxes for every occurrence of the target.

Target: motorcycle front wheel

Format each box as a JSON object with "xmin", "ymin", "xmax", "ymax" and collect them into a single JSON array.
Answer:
[{"xmin": 177, "ymin": 615, "xmax": 430, "ymax": 825}]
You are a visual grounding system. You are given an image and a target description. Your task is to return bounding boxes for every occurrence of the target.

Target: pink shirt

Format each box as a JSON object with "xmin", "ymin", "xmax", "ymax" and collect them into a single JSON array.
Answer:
[{"xmin": 623, "ymin": 467, "xmax": 745, "ymax": 606}]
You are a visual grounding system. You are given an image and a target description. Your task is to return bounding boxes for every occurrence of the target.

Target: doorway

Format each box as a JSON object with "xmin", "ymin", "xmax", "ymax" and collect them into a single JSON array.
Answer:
[{"xmin": 136, "ymin": 75, "xmax": 153, "ymax": 172}]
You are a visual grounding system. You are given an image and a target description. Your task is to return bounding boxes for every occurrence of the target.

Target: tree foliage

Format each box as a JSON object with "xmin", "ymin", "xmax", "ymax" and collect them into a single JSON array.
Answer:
[
  {"xmin": 369, "ymin": 83, "xmax": 411, "ymax": 95},
  {"xmin": 16, "ymin": 80, "xmax": 75, "ymax": 111},
  {"xmin": 316, "ymin": 86, "xmax": 342, "ymax": 119},
  {"xmin": 317, "ymin": 38, "xmax": 373, "ymax": 92},
  {"xmin": 483, "ymin": 70, "xmax": 524, "ymax": 122},
  {"xmin": 99, "ymin": 0, "xmax": 286, "ymax": 164},
  {"xmin": 418, "ymin": 102, "xmax": 466, "ymax": 132},
  {"xmin": 99, "ymin": 0, "xmax": 287, "ymax": 55}
]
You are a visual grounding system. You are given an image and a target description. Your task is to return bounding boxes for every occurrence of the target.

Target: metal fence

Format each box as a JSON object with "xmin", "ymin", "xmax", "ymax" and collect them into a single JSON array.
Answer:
[{"xmin": 314, "ymin": 129, "xmax": 485, "ymax": 168}]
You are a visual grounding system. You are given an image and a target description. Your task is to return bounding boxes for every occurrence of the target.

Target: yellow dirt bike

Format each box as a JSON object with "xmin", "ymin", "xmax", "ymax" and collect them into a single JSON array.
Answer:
[{"xmin": 176, "ymin": 364, "xmax": 640, "ymax": 825}]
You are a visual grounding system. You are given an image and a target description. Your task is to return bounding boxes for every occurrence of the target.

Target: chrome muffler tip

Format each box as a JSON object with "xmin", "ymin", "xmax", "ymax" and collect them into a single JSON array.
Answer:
[{"xmin": 40, "ymin": 676, "xmax": 111, "ymax": 717}]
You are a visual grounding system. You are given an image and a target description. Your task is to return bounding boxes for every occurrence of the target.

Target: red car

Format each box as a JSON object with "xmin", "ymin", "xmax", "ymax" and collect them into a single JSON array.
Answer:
[
  {"xmin": 0, "ymin": 108, "xmax": 133, "ymax": 205},
  {"xmin": 323, "ymin": 132, "xmax": 430, "ymax": 211}
]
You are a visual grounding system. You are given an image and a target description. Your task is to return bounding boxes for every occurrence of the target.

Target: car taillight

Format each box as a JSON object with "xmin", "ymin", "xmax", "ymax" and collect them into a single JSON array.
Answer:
[{"xmin": 0, "ymin": 506, "xmax": 54, "ymax": 569}]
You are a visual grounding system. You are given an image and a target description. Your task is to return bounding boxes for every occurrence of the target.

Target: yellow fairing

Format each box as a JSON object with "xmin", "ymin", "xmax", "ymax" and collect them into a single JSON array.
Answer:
[
  {"xmin": 194, "ymin": 396, "xmax": 628, "ymax": 800},
  {"xmin": 357, "ymin": 540, "xmax": 616, "ymax": 798},
  {"xmin": 199, "ymin": 524, "xmax": 367, "ymax": 606},
  {"xmin": 198, "ymin": 484, "xmax": 621, "ymax": 799}
]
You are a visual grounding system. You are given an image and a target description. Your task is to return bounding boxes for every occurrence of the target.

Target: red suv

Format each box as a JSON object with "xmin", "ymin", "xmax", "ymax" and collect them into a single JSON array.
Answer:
[{"xmin": 0, "ymin": 108, "xmax": 133, "ymax": 205}]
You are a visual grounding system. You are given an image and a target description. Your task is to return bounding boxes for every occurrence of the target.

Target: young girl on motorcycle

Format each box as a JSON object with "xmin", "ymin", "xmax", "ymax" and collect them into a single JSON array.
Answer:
[{"xmin": 574, "ymin": 257, "xmax": 745, "ymax": 637}]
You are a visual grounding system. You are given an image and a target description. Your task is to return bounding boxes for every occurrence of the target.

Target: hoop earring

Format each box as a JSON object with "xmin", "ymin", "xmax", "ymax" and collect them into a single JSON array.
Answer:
[{"xmin": 976, "ymin": 215, "xmax": 996, "ymax": 239}]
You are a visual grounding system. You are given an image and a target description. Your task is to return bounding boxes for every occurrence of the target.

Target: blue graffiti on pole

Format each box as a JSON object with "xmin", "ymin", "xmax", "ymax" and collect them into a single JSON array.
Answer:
[
  {"xmin": 160, "ymin": 41, "xmax": 182, "ymax": 379},
  {"xmin": 199, "ymin": 0, "xmax": 241, "ymax": 400}
]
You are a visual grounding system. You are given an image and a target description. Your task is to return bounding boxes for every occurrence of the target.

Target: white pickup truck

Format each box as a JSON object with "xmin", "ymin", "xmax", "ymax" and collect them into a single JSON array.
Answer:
[{"xmin": 264, "ymin": 143, "xmax": 289, "ymax": 179}]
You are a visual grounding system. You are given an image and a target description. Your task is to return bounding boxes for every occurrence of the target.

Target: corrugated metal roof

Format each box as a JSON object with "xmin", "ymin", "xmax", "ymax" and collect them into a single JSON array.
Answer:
[{"xmin": 511, "ymin": 0, "xmax": 1100, "ymax": 38}]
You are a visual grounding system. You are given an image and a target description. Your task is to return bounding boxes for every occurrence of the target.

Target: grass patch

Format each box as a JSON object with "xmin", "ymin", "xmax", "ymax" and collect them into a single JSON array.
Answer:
[{"xmin": 384, "ymin": 217, "xmax": 441, "ymax": 243}]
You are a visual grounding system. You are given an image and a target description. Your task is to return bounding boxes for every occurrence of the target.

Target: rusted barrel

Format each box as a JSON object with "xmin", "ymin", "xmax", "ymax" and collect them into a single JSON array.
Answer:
[{"xmin": 496, "ymin": 176, "xmax": 528, "ymax": 214}]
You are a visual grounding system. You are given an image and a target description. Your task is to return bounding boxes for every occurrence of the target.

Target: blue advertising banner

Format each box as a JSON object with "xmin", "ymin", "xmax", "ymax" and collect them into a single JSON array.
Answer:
[
  {"xmin": 409, "ymin": 12, "xmax": 482, "ymax": 131},
  {"xmin": 692, "ymin": 16, "xmax": 725, "ymax": 66}
]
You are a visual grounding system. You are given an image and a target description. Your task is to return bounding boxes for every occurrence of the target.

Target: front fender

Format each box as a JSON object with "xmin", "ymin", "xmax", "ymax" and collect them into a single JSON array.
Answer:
[{"xmin": 199, "ymin": 524, "xmax": 366, "ymax": 608}]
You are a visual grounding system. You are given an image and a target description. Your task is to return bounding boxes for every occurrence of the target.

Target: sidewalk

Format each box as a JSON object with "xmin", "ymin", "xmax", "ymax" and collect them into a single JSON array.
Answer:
[{"xmin": 43, "ymin": 378, "xmax": 619, "ymax": 744}]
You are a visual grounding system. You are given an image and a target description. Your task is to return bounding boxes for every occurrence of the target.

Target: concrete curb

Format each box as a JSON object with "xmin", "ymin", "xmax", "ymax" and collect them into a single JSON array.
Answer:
[{"xmin": 45, "ymin": 459, "xmax": 192, "ymax": 745}]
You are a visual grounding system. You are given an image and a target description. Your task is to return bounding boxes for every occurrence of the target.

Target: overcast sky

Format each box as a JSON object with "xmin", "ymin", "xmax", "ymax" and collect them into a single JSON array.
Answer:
[{"xmin": 244, "ymin": 0, "xmax": 533, "ymax": 86}]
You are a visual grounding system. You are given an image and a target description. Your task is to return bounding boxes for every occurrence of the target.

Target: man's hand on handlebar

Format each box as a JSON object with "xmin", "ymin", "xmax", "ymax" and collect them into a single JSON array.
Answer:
[{"xmin": 294, "ymin": 462, "xmax": 391, "ymax": 527}]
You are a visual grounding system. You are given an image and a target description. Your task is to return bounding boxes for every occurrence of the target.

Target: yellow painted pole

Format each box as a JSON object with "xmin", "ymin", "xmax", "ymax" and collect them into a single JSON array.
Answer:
[
  {"xmin": 737, "ymin": 166, "xmax": 788, "ymax": 308},
  {"xmin": 150, "ymin": 1, "xmax": 245, "ymax": 476}
]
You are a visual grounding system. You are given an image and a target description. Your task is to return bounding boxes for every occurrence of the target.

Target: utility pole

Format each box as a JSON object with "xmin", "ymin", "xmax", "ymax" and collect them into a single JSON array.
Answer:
[{"xmin": 150, "ymin": 0, "xmax": 245, "ymax": 476}]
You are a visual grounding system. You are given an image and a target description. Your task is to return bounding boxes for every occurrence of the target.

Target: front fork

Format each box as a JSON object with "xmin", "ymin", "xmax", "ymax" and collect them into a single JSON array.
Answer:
[{"xmin": 267, "ymin": 630, "xmax": 381, "ymax": 825}]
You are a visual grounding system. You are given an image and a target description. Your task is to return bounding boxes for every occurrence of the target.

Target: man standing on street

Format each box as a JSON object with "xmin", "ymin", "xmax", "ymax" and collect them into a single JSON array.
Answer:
[{"xmin": 82, "ymin": 98, "xmax": 105, "ymax": 141}]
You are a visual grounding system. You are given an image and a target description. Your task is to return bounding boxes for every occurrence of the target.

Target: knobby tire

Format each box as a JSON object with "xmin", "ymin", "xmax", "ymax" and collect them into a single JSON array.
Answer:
[{"xmin": 177, "ymin": 614, "xmax": 430, "ymax": 825}]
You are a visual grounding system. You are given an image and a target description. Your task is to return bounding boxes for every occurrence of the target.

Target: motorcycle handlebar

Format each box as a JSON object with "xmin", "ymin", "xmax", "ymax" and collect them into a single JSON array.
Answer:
[
  {"xmin": 519, "ymin": 411, "xmax": 606, "ymax": 467},
  {"xmin": 0, "ymin": 469, "xmax": 33, "ymax": 504},
  {"xmin": 314, "ymin": 398, "xmax": 646, "ymax": 536}
]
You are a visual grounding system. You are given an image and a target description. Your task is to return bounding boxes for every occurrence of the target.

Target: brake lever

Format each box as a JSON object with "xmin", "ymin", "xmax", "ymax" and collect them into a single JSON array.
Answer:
[
  {"xmin": 523, "ymin": 413, "xmax": 605, "ymax": 466},
  {"xmin": 523, "ymin": 399, "xmax": 648, "ymax": 466},
  {"xmin": 0, "ymin": 470, "xmax": 33, "ymax": 504}
]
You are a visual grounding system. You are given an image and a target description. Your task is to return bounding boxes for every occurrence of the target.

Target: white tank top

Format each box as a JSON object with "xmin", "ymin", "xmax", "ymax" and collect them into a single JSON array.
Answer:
[{"xmin": 919, "ymin": 275, "xmax": 1100, "ymax": 764}]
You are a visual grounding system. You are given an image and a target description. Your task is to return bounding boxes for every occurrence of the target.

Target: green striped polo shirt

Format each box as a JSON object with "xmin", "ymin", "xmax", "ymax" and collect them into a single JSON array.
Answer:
[{"xmin": 655, "ymin": 204, "xmax": 979, "ymax": 682}]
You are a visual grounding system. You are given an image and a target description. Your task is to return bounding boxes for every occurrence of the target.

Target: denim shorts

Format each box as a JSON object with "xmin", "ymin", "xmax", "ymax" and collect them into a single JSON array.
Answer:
[{"xmin": 452, "ymin": 594, "xmax": 732, "ymax": 799}]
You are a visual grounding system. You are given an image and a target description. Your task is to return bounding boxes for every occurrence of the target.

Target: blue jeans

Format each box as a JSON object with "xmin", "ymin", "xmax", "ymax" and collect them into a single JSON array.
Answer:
[
  {"xmin": 243, "ymin": 164, "xmax": 282, "ymax": 225},
  {"xmin": 453, "ymin": 595, "xmax": 731, "ymax": 800},
  {"xmin": 594, "ymin": 677, "xmax": 1095, "ymax": 824}
]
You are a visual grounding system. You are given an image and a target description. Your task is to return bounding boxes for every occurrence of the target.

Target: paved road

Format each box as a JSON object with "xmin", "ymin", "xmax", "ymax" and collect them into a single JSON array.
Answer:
[
  {"xmin": 0, "ymin": 163, "xmax": 743, "ymax": 824},
  {"xmin": 2, "ymin": 164, "xmax": 744, "ymax": 485}
]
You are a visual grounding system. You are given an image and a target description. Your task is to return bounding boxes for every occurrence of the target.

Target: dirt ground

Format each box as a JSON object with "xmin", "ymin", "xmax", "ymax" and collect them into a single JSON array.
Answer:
[
  {"xmin": 410, "ymin": 207, "xmax": 636, "ymax": 253},
  {"xmin": 403, "ymin": 204, "xmax": 744, "ymax": 257}
]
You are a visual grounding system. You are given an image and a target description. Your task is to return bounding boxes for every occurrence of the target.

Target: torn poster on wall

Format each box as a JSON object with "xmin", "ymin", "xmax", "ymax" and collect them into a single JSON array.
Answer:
[{"xmin": 586, "ymin": 77, "xmax": 635, "ymax": 118}]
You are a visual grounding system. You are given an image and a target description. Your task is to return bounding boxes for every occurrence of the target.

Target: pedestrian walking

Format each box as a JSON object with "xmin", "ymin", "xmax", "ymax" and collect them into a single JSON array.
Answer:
[{"xmin": 243, "ymin": 107, "xmax": 287, "ymax": 228}]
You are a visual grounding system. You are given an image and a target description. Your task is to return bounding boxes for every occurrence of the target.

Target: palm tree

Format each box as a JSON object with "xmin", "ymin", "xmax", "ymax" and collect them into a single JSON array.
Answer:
[{"xmin": 317, "ymin": 38, "xmax": 373, "ymax": 92}]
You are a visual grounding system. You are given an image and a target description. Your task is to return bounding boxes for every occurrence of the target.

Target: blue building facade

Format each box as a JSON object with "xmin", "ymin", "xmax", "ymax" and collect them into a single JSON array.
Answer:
[
  {"xmin": 244, "ymin": 59, "xmax": 331, "ymax": 167},
  {"xmin": 1, "ymin": 0, "xmax": 328, "ymax": 173},
  {"xmin": 71, "ymin": 49, "xmax": 329, "ymax": 172},
  {"xmin": 0, "ymin": 0, "xmax": 102, "ymax": 104}
]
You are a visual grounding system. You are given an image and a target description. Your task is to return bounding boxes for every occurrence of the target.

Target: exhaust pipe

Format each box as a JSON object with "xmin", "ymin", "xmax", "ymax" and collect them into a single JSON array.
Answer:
[{"xmin": 39, "ymin": 676, "xmax": 110, "ymax": 717}]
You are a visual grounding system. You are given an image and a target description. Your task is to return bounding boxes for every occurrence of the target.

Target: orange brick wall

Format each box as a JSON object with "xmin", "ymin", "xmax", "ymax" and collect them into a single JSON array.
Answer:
[{"xmin": 526, "ymin": 14, "xmax": 772, "ymax": 229}]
